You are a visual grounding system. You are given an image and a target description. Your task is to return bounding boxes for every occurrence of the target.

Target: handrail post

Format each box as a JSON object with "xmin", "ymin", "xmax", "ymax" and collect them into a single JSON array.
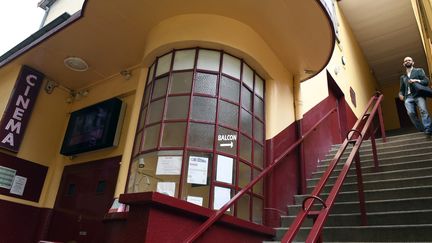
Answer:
[
  {"xmin": 354, "ymin": 151, "xmax": 367, "ymax": 226},
  {"xmin": 375, "ymin": 94, "xmax": 386, "ymax": 142},
  {"xmin": 369, "ymin": 123, "xmax": 380, "ymax": 171},
  {"xmin": 296, "ymin": 120, "xmax": 307, "ymax": 194}
]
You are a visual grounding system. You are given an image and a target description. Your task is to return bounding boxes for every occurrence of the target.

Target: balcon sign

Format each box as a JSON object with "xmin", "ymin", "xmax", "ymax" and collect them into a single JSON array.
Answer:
[{"xmin": 0, "ymin": 66, "xmax": 44, "ymax": 152}]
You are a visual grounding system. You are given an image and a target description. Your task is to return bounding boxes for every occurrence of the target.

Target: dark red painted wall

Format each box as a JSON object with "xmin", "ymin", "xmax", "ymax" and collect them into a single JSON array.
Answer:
[
  {"xmin": 264, "ymin": 123, "xmax": 299, "ymax": 227},
  {"xmin": 301, "ymin": 96, "xmax": 342, "ymax": 181},
  {"xmin": 0, "ymin": 199, "xmax": 52, "ymax": 243},
  {"xmin": 264, "ymin": 96, "xmax": 357, "ymax": 227},
  {"xmin": 104, "ymin": 192, "xmax": 275, "ymax": 243}
]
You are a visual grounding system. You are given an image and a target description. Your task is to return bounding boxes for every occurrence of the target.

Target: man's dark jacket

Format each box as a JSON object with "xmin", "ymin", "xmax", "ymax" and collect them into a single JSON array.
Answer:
[{"xmin": 399, "ymin": 67, "xmax": 430, "ymax": 99}]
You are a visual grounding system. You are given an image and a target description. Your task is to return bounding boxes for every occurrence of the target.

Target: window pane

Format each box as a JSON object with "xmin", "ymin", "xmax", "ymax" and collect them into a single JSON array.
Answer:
[
  {"xmin": 220, "ymin": 76, "xmax": 239, "ymax": 103},
  {"xmin": 222, "ymin": 54, "xmax": 240, "ymax": 79},
  {"xmin": 147, "ymin": 99, "xmax": 165, "ymax": 124},
  {"xmin": 218, "ymin": 100, "xmax": 238, "ymax": 129},
  {"xmin": 191, "ymin": 96, "xmax": 216, "ymax": 122},
  {"xmin": 254, "ymin": 118, "xmax": 264, "ymax": 143},
  {"xmin": 255, "ymin": 74, "xmax": 264, "ymax": 98},
  {"xmin": 254, "ymin": 96, "xmax": 264, "ymax": 120},
  {"xmin": 252, "ymin": 197, "xmax": 263, "ymax": 224},
  {"xmin": 254, "ymin": 143, "xmax": 263, "ymax": 168},
  {"xmin": 128, "ymin": 151, "xmax": 182, "ymax": 196},
  {"xmin": 173, "ymin": 49, "xmax": 196, "ymax": 71},
  {"xmin": 188, "ymin": 123, "xmax": 215, "ymax": 149},
  {"xmin": 143, "ymin": 86, "xmax": 151, "ymax": 107},
  {"xmin": 216, "ymin": 127, "xmax": 237, "ymax": 156},
  {"xmin": 238, "ymin": 162, "xmax": 251, "ymax": 188},
  {"xmin": 162, "ymin": 122, "xmax": 186, "ymax": 147},
  {"xmin": 240, "ymin": 134, "xmax": 252, "ymax": 162},
  {"xmin": 242, "ymin": 63, "xmax": 253, "ymax": 89},
  {"xmin": 133, "ymin": 131, "xmax": 142, "ymax": 156},
  {"xmin": 241, "ymin": 109, "xmax": 252, "ymax": 136},
  {"xmin": 142, "ymin": 124, "xmax": 160, "ymax": 150},
  {"xmin": 213, "ymin": 186, "xmax": 233, "ymax": 215},
  {"xmin": 194, "ymin": 72, "xmax": 217, "ymax": 96},
  {"xmin": 197, "ymin": 50, "xmax": 220, "ymax": 71},
  {"xmin": 165, "ymin": 96, "xmax": 189, "ymax": 120},
  {"xmin": 152, "ymin": 76, "xmax": 169, "ymax": 99},
  {"xmin": 241, "ymin": 85, "xmax": 253, "ymax": 111},
  {"xmin": 156, "ymin": 53, "xmax": 172, "ymax": 77},
  {"xmin": 253, "ymin": 169, "xmax": 263, "ymax": 196},
  {"xmin": 237, "ymin": 194, "xmax": 250, "ymax": 221},
  {"xmin": 182, "ymin": 151, "xmax": 212, "ymax": 208},
  {"xmin": 138, "ymin": 107, "xmax": 147, "ymax": 131},
  {"xmin": 147, "ymin": 64, "xmax": 155, "ymax": 84},
  {"xmin": 170, "ymin": 71, "xmax": 193, "ymax": 94},
  {"xmin": 216, "ymin": 154, "xmax": 235, "ymax": 184}
]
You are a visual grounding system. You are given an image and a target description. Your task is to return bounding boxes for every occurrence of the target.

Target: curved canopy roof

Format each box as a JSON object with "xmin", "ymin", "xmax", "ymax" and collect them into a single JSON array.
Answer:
[{"xmin": 1, "ymin": 0, "xmax": 335, "ymax": 90}]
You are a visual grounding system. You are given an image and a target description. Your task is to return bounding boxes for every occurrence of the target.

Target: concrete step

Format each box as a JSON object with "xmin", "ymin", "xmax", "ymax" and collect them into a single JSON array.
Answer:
[
  {"xmin": 316, "ymin": 150, "xmax": 432, "ymax": 173},
  {"xmin": 307, "ymin": 175, "xmax": 432, "ymax": 194},
  {"xmin": 288, "ymin": 197, "xmax": 432, "ymax": 215},
  {"xmin": 275, "ymin": 224, "xmax": 432, "ymax": 242},
  {"xmin": 307, "ymin": 165, "xmax": 432, "ymax": 186},
  {"xmin": 322, "ymin": 141, "xmax": 432, "ymax": 166},
  {"xmin": 295, "ymin": 185, "xmax": 432, "ymax": 204},
  {"xmin": 325, "ymin": 140, "xmax": 432, "ymax": 160},
  {"xmin": 281, "ymin": 209, "xmax": 432, "ymax": 227},
  {"xmin": 329, "ymin": 132, "xmax": 428, "ymax": 151}
]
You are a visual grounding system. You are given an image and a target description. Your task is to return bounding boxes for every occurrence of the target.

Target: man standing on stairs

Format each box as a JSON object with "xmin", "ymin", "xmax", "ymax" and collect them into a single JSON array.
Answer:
[{"xmin": 398, "ymin": 56, "xmax": 432, "ymax": 136}]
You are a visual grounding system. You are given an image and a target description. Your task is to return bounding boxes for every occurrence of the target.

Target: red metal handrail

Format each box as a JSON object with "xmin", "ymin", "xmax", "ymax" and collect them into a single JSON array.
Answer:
[
  {"xmin": 183, "ymin": 107, "xmax": 338, "ymax": 243},
  {"xmin": 282, "ymin": 92, "xmax": 386, "ymax": 242}
]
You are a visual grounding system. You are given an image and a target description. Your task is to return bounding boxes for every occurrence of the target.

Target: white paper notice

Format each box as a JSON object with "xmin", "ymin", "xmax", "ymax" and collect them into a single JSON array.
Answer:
[
  {"xmin": 0, "ymin": 166, "xmax": 16, "ymax": 189},
  {"xmin": 155, "ymin": 156, "xmax": 182, "ymax": 175},
  {"xmin": 10, "ymin": 176, "xmax": 27, "ymax": 196},
  {"xmin": 187, "ymin": 156, "xmax": 208, "ymax": 185},
  {"xmin": 216, "ymin": 155, "xmax": 233, "ymax": 184},
  {"xmin": 213, "ymin": 186, "xmax": 231, "ymax": 210},
  {"xmin": 156, "ymin": 182, "xmax": 176, "ymax": 197},
  {"xmin": 186, "ymin": 196, "xmax": 203, "ymax": 206}
]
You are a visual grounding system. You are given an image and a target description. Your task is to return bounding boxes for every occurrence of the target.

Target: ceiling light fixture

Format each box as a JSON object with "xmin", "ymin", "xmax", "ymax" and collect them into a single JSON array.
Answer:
[{"xmin": 64, "ymin": 56, "xmax": 89, "ymax": 72}]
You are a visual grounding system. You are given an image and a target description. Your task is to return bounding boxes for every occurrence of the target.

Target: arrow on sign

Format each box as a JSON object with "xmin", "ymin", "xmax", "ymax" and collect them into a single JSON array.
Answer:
[{"xmin": 220, "ymin": 141, "xmax": 233, "ymax": 148}]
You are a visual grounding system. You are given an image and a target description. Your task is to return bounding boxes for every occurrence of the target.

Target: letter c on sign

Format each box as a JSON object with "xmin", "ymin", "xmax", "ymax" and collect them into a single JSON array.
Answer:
[{"xmin": 26, "ymin": 75, "xmax": 37, "ymax": 86}]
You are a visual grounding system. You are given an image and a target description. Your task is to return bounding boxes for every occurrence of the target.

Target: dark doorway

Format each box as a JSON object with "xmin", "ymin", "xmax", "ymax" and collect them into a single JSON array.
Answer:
[
  {"xmin": 327, "ymin": 71, "xmax": 347, "ymax": 141},
  {"xmin": 395, "ymin": 98, "xmax": 414, "ymax": 128},
  {"xmin": 48, "ymin": 156, "xmax": 121, "ymax": 243}
]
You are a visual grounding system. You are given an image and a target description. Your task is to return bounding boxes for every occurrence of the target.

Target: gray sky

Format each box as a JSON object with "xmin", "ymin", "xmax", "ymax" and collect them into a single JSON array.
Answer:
[{"xmin": 0, "ymin": 0, "xmax": 45, "ymax": 55}]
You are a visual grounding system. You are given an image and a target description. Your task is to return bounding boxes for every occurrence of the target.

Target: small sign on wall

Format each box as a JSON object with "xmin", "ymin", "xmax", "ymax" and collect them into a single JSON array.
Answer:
[{"xmin": 0, "ymin": 166, "xmax": 16, "ymax": 189}]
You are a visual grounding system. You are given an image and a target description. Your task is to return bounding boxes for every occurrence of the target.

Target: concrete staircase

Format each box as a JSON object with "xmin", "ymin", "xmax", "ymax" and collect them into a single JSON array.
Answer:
[{"xmin": 268, "ymin": 132, "xmax": 432, "ymax": 242}]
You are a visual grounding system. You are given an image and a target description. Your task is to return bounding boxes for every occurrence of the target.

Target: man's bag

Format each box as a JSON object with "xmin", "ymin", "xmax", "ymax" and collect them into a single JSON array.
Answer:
[{"xmin": 413, "ymin": 82, "xmax": 432, "ymax": 98}]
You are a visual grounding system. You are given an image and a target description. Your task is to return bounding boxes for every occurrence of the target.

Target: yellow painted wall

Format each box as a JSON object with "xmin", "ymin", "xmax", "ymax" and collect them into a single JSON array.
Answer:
[
  {"xmin": 143, "ymin": 14, "xmax": 295, "ymax": 139},
  {"xmin": 380, "ymin": 83, "xmax": 401, "ymax": 130},
  {"xmin": 299, "ymin": 2, "xmax": 379, "ymax": 119},
  {"xmin": 0, "ymin": 65, "xmax": 21, "ymax": 116}
]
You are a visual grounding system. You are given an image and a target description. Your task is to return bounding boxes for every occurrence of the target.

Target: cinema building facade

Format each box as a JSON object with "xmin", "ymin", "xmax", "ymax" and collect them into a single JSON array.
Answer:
[{"xmin": 0, "ymin": 0, "xmax": 431, "ymax": 242}]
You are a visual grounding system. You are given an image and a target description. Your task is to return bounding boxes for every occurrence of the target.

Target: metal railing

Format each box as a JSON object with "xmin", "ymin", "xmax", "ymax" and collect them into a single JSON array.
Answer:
[
  {"xmin": 184, "ymin": 106, "xmax": 339, "ymax": 242},
  {"xmin": 282, "ymin": 92, "xmax": 386, "ymax": 242}
]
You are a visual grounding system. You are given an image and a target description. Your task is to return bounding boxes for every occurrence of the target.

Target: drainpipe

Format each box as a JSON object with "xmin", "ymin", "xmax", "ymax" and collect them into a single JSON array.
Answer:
[
  {"xmin": 39, "ymin": 6, "xmax": 51, "ymax": 29},
  {"xmin": 37, "ymin": 0, "xmax": 57, "ymax": 28},
  {"xmin": 293, "ymin": 74, "xmax": 307, "ymax": 194}
]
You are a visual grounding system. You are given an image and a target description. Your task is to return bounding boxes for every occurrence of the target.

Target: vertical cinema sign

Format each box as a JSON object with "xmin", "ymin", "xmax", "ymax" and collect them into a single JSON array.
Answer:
[{"xmin": 0, "ymin": 66, "xmax": 44, "ymax": 152}]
